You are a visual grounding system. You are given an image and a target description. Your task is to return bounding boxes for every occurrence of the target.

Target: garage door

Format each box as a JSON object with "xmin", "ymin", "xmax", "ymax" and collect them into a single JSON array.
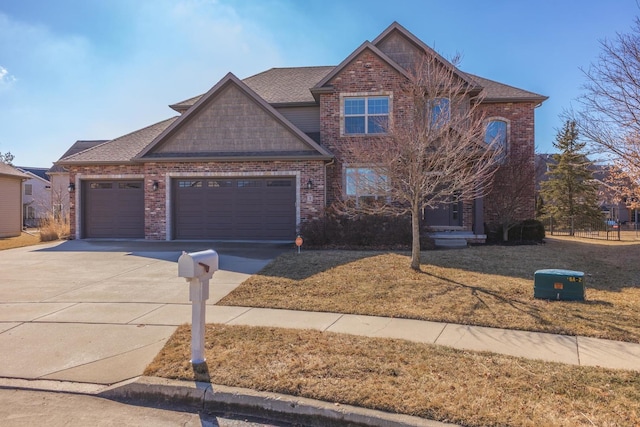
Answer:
[
  {"xmin": 173, "ymin": 177, "xmax": 296, "ymax": 240},
  {"xmin": 83, "ymin": 180, "xmax": 144, "ymax": 238}
]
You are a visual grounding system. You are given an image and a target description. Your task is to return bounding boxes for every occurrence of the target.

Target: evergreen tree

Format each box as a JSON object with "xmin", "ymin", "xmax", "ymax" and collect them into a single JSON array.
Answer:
[{"xmin": 540, "ymin": 120, "xmax": 602, "ymax": 234}]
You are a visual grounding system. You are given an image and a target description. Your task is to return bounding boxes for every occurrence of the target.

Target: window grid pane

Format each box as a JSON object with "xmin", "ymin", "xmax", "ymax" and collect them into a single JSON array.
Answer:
[
  {"xmin": 345, "ymin": 117, "xmax": 365, "ymax": 134},
  {"xmin": 344, "ymin": 96, "xmax": 389, "ymax": 135},
  {"xmin": 345, "ymin": 98, "xmax": 365, "ymax": 115},
  {"xmin": 367, "ymin": 97, "xmax": 388, "ymax": 114}
]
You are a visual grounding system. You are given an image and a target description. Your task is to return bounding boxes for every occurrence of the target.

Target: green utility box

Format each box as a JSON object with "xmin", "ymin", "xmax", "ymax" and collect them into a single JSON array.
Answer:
[{"xmin": 534, "ymin": 269, "xmax": 585, "ymax": 301}]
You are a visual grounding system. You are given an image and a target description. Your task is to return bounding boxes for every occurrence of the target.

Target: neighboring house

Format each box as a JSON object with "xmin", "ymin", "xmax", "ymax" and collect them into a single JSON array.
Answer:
[
  {"xmin": 56, "ymin": 22, "xmax": 546, "ymax": 241},
  {"xmin": 535, "ymin": 154, "xmax": 634, "ymax": 224},
  {"xmin": 15, "ymin": 166, "xmax": 52, "ymax": 227},
  {"xmin": 0, "ymin": 163, "xmax": 30, "ymax": 237},
  {"xmin": 47, "ymin": 140, "xmax": 107, "ymax": 222}
]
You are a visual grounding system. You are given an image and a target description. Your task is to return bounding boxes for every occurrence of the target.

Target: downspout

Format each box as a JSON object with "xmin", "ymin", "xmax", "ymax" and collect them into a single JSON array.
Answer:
[{"xmin": 324, "ymin": 158, "xmax": 335, "ymax": 209}]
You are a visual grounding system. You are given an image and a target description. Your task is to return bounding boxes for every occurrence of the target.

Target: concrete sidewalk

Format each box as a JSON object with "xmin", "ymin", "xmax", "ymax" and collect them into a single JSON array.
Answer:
[{"xmin": 211, "ymin": 306, "xmax": 640, "ymax": 372}]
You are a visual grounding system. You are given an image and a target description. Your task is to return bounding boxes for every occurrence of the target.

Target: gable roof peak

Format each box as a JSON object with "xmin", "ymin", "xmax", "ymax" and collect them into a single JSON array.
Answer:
[
  {"xmin": 312, "ymin": 40, "xmax": 411, "ymax": 92},
  {"xmin": 372, "ymin": 21, "xmax": 480, "ymax": 90},
  {"xmin": 136, "ymin": 71, "xmax": 333, "ymax": 160}
]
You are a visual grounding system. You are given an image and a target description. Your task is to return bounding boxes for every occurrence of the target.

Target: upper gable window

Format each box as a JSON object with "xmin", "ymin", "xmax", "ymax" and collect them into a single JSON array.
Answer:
[
  {"xmin": 485, "ymin": 119, "xmax": 508, "ymax": 158},
  {"xmin": 344, "ymin": 96, "xmax": 389, "ymax": 135},
  {"xmin": 430, "ymin": 97, "xmax": 450, "ymax": 128}
]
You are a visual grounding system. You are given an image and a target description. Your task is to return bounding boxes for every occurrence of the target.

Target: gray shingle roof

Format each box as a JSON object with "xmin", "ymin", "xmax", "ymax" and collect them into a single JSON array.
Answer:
[
  {"xmin": 0, "ymin": 162, "xmax": 30, "ymax": 179},
  {"xmin": 468, "ymin": 74, "xmax": 547, "ymax": 103},
  {"xmin": 58, "ymin": 117, "xmax": 178, "ymax": 164},
  {"xmin": 171, "ymin": 67, "xmax": 545, "ymax": 111},
  {"xmin": 170, "ymin": 66, "xmax": 335, "ymax": 111},
  {"xmin": 48, "ymin": 140, "xmax": 109, "ymax": 173},
  {"xmin": 16, "ymin": 167, "xmax": 50, "ymax": 181}
]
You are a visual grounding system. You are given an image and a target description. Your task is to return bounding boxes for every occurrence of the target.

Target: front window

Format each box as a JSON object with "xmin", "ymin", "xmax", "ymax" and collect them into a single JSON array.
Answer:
[
  {"xmin": 346, "ymin": 167, "xmax": 388, "ymax": 197},
  {"xmin": 344, "ymin": 96, "xmax": 389, "ymax": 134},
  {"xmin": 485, "ymin": 119, "xmax": 508, "ymax": 159}
]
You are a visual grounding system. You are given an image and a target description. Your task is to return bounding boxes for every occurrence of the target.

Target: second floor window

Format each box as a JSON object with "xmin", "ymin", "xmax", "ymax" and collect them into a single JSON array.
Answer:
[
  {"xmin": 24, "ymin": 184, "xmax": 32, "ymax": 196},
  {"xmin": 485, "ymin": 119, "xmax": 508, "ymax": 159},
  {"xmin": 344, "ymin": 96, "xmax": 389, "ymax": 135},
  {"xmin": 430, "ymin": 97, "xmax": 450, "ymax": 128}
]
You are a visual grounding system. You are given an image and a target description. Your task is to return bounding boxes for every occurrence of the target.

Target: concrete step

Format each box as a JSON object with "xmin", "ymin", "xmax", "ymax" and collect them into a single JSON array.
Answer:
[{"xmin": 433, "ymin": 238, "xmax": 468, "ymax": 248}]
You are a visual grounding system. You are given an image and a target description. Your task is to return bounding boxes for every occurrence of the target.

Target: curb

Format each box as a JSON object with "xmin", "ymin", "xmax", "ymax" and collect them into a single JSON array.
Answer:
[{"xmin": 100, "ymin": 376, "xmax": 458, "ymax": 427}]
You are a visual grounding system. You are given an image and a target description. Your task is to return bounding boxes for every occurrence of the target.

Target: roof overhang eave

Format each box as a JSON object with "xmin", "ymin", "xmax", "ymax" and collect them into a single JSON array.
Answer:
[
  {"xmin": 137, "ymin": 154, "xmax": 334, "ymax": 163},
  {"xmin": 310, "ymin": 86, "xmax": 334, "ymax": 101},
  {"xmin": 481, "ymin": 96, "xmax": 549, "ymax": 106}
]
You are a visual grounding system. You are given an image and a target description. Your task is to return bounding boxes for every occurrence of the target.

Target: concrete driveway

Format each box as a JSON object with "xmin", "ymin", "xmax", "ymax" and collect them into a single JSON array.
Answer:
[{"xmin": 0, "ymin": 240, "xmax": 287, "ymax": 386}]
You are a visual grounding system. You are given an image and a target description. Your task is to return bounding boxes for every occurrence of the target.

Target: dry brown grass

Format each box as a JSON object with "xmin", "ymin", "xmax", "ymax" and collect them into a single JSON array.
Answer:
[
  {"xmin": 39, "ymin": 215, "xmax": 70, "ymax": 242},
  {"xmin": 0, "ymin": 232, "xmax": 41, "ymax": 250},
  {"xmin": 146, "ymin": 324, "xmax": 640, "ymax": 427},
  {"xmin": 219, "ymin": 237, "xmax": 640, "ymax": 343}
]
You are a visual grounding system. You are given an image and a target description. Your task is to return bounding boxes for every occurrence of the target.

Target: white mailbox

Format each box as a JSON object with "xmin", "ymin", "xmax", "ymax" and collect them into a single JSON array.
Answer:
[
  {"xmin": 177, "ymin": 249, "xmax": 218, "ymax": 364},
  {"xmin": 178, "ymin": 249, "xmax": 218, "ymax": 281}
]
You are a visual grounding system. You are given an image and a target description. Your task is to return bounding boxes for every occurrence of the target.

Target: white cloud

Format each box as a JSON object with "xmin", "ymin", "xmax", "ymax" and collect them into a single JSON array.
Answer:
[{"xmin": 0, "ymin": 65, "xmax": 16, "ymax": 86}]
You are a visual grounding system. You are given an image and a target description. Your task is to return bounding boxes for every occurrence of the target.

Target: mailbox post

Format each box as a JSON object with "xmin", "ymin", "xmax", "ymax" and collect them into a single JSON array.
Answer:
[{"xmin": 178, "ymin": 249, "xmax": 218, "ymax": 364}]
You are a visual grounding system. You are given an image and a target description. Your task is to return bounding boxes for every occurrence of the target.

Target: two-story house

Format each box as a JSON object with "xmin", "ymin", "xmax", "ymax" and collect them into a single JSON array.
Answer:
[
  {"xmin": 15, "ymin": 166, "xmax": 51, "ymax": 227},
  {"xmin": 56, "ymin": 22, "xmax": 546, "ymax": 241}
]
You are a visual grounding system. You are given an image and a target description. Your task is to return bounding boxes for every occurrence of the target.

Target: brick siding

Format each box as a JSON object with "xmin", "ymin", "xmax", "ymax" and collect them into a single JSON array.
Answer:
[{"xmin": 68, "ymin": 160, "xmax": 325, "ymax": 240}]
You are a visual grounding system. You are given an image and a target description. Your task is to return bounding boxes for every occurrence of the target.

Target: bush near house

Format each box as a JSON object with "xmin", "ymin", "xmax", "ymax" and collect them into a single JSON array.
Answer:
[
  {"xmin": 301, "ymin": 208, "xmax": 432, "ymax": 249},
  {"xmin": 39, "ymin": 214, "xmax": 70, "ymax": 242},
  {"xmin": 485, "ymin": 219, "xmax": 546, "ymax": 244}
]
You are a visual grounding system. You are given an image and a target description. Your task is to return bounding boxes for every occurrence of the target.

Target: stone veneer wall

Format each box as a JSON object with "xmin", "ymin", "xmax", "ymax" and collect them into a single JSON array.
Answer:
[{"xmin": 68, "ymin": 160, "xmax": 325, "ymax": 240}]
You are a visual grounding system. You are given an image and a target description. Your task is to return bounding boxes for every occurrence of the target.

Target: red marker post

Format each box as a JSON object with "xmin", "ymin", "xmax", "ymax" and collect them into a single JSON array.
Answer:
[{"xmin": 295, "ymin": 235, "xmax": 303, "ymax": 254}]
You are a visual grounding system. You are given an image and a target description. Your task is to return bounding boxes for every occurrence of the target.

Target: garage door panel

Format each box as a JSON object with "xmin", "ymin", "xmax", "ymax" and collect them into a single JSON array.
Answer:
[
  {"xmin": 83, "ymin": 181, "xmax": 144, "ymax": 238},
  {"xmin": 174, "ymin": 177, "xmax": 296, "ymax": 240}
]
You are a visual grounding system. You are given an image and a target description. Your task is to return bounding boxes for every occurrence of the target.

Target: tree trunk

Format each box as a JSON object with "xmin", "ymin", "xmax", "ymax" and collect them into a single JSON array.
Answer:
[
  {"xmin": 410, "ymin": 205, "xmax": 421, "ymax": 271},
  {"xmin": 502, "ymin": 225, "xmax": 509, "ymax": 242}
]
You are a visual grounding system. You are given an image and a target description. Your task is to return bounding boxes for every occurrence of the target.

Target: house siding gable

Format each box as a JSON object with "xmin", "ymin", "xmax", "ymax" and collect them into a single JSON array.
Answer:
[
  {"xmin": 375, "ymin": 30, "xmax": 423, "ymax": 71},
  {"xmin": 151, "ymin": 83, "xmax": 317, "ymax": 156}
]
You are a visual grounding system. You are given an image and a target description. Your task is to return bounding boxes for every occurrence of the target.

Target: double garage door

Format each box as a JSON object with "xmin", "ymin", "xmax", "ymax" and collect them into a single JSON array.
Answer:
[
  {"xmin": 173, "ymin": 177, "xmax": 296, "ymax": 240},
  {"xmin": 83, "ymin": 177, "xmax": 296, "ymax": 240}
]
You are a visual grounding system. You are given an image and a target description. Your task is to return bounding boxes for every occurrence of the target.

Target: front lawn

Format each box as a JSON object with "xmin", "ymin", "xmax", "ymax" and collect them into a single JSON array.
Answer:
[
  {"xmin": 146, "ymin": 324, "xmax": 640, "ymax": 427},
  {"xmin": 218, "ymin": 237, "xmax": 640, "ymax": 343},
  {"xmin": 147, "ymin": 237, "xmax": 640, "ymax": 426}
]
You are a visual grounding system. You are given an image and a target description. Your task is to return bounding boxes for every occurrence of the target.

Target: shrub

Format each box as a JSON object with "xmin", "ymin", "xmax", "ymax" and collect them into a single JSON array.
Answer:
[
  {"xmin": 300, "ymin": 208, "xmax": 416, "ymax": 249},
  {"xmin": 485, "ymin": 219, "xmax": 545, "ymax": 244},
  {"xmin": 39, "ymin": 214, "xmax": 70, "ymax": 242}
]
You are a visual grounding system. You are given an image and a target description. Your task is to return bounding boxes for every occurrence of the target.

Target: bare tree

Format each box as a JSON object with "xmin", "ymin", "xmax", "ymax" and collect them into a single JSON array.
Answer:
[
  {"xmin": 0, "ymin": 151, "xmax": 15, "ymax": 165},
  {"xmin": 338, "ymin": 54, "xmax": 501, "ymax": 270},
  {"xmin": 576, "ymin": 17, "xmax": 640, "ymax": 189},
  {"xmin": 490, "ymin": 151, "xmax": 535, "ymax": 241}
]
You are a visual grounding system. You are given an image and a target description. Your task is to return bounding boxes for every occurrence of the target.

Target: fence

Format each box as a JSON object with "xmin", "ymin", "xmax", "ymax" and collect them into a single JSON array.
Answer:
[{"xmin": 544, "ymin": 216, "xmax": 621, "ymax": 241}]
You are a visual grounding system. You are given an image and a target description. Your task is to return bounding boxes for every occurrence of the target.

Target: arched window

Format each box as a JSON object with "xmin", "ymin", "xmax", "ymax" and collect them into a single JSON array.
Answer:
[
  {"xmin": 430, "ymin": 97, "xmax": 450, "ymax": 128},
  {"xmin": 485, "ymin": 119, "xmax": 508, "ymax": 158}
]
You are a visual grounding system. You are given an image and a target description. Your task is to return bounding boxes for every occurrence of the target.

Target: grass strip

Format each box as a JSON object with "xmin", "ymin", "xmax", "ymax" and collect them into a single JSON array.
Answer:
[{"xmin": 146, "ymin": 324, "xmax": 640, "ymax": 427}]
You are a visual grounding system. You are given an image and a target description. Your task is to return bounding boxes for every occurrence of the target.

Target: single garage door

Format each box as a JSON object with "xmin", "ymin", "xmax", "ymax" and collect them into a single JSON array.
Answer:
[
  {"xmin": 83, "ymin": 180, "xmax": 144, "ymax": 238},
  {"xmin": 173, "ymin": 177, "xmax": 296, "ymax": 240}
]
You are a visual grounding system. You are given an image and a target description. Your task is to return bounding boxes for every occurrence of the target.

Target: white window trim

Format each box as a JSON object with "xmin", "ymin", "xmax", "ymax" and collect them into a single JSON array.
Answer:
[{"xmin": 340, "ymin": 91, "xmax": 393, "ymax": 136}]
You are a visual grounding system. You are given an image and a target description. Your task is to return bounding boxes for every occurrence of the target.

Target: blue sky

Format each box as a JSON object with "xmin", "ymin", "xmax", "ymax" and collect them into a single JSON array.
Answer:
[{"xmin": 0, "ymin": 0, "xmax": 638, "ymax": 167}]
